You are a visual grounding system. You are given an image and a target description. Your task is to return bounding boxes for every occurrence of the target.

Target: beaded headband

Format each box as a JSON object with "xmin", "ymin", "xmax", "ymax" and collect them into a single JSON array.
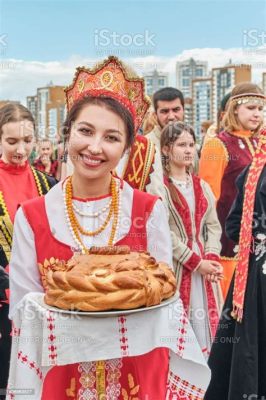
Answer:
[
  {"xmin": 231, "ymin": 92, "xmax": 266, "ymax": 106},
  {"xmin": 65, "ymin": 56, "xmax": 150, "ymax": 133}
]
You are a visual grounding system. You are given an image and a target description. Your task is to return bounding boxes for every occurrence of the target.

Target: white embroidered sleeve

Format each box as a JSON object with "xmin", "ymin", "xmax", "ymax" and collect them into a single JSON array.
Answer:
[{"xmin": 9, "ymin": 207, "xmax": 43, "ymax": 319}]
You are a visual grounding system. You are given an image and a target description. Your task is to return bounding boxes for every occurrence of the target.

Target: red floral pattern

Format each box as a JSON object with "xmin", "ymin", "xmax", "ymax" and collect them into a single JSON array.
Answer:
[
  {"xmin": 165, "ymin": 174, "xmax": 221, "ymax": 338},
  {"xmin": 204, "ymin": 280, "xmax": 220, "ymax": 338},
  {"xmin": 17, "ymin": 351, "xmax": 43, "ymax": 380},
  {"xmin": 118, "ymin": 316, "xmax": 129, "ymax": 357},
  {"xmin": 46, "ymin": 311, "xmax": 57, "ymax": 365},
  {"xmin": 176, "ymin": 312, "xmax": 188, "ymax": 358},
  {"xmin": 179, "ymin": 268, "xmax": 191, "ymax": 315},
  {"xmin": 166, "ymin": 371, "xmax": 205, "ymax": 400}
]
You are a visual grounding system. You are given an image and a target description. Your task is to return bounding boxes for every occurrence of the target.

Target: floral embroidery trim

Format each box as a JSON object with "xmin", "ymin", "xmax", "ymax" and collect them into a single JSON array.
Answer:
[
  {"xmin": 46, "ymin": 311, "xmax": 57, "ymax": 365},
  {"xmin": 105, "ymin": 359, "xmax": 122, "ymax": 400},
  {"xmin": 118, "ymin": 316, "xmax": 129, "ymax": 356},
  {"xmin": 17, "ymin": 351, "xmax": 43, "ymax": 380},
  {"xmin": 78, "ymin": 362, "xmax": 97, "ymax": 400},
  {"xmin": 176, "ymin": 308, "xmax": 188, "ymax": 357},
  {"xmin": 78, "ymin": 360, "xmax": 122, "ymax": 400},
  {"xmin": 122, "ymin": 373, "xmax": 140, "ymax": 400},
  {"xmin": 166, "ymin": 371, "xmax": 205, "ymax": 400}
]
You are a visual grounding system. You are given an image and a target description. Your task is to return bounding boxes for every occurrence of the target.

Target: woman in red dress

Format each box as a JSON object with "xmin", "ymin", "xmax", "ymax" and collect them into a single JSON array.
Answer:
[
  {"xmin": 9, "ymin": 58, "xmax": 173, "ymax": 400},
  {"xmin": 0, "ymin": 103, "xmax": 56, "ymax": 398},
  {"xmin": 199, "ymin": 83, "xmax": 265, "ymax": 298},
  {"xmin": 161, "ymin": 122, "xmax": 223, "ymax": 359},
  {"xmin": 8, "ymin": 57, "xmax": 210, "ymax": 399}
]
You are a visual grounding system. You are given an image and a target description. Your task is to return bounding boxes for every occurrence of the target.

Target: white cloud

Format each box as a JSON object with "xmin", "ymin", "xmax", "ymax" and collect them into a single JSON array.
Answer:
[{"xmin": 0, "ymin": 47, "xmax": 265, "ymax": 104}]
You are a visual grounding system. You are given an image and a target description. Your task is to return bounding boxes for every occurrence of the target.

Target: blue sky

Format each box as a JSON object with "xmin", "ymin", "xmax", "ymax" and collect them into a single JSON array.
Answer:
[
  {"xmin": 1, "ymin": 0, "xmax": 266, "ymax": 103},
  {"xmin": 1, "ymin": 0, "xmax": 266, "ymax": 61}
]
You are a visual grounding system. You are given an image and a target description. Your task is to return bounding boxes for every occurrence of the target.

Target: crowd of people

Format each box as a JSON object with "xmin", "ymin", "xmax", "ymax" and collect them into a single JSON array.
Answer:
[{"xmin": 0, "ymin": 55, "xmax": 265, "ymax": 399}]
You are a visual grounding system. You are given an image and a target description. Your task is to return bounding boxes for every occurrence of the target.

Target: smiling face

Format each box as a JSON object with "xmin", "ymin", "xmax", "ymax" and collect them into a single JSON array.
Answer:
[
  {"xmin": 0, "ymin": 120, "xmax": 35, "ymax": 165},
  {"xmin": 163, "ymin": 130, "xmax": 196, "ymax": 170},
  {"xmin": 235, "ymin": 102, "xmax": 264, "ymax": 131},
  {"xmin": 68, "ymin": 104, "xmax": 127, "ymax": 181}
]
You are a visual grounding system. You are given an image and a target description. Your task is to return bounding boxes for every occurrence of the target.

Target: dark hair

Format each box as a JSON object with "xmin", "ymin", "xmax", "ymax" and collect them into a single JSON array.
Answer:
[
  {"xmin": 160, "ymin": 121, "xmax": 196, "ymax": 153},
  {"xmin": 62, "ymin": 96, "xmax": 135, "ymax": 149},
  {"xmin": 160, "ymin": 121, "xmax": 196, "ymax": 206},
  {"xmin": 0, "ymin": 103, "xmax": 35, "ymax": 139},
  {"xmin": 153, "ymin": 87, "xmax": 184, "ymax": 111}
]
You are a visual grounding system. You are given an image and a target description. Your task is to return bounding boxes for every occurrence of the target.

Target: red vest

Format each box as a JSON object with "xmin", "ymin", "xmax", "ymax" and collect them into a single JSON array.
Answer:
[
  {"xmin": 216, "ymin": 131, "xmax": 257, "ymax": 257},
  {"xmin": 22, "ymin": 188, "xmax": 169, "ymax": 400},
  {"xmin": 22, "ymin": 188, "xmax": 158, "ymax": 264}
]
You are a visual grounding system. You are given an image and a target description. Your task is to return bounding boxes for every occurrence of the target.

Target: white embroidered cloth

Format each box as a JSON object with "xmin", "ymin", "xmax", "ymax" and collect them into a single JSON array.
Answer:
[{"xmin": 7, "ymin": 292, "xmax": 211, "ymax": 399}]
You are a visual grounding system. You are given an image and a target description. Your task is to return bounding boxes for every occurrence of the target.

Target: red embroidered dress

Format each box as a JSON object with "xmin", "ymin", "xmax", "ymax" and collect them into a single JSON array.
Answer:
[
  {"xmin": 216, "ymin": 131, "xmax": 258, "ymax": 259},
  {"xmin": 199, "ymin": 130, "xmax": 258, "ymax": 298},
  {"xmin": 164, "ymin": 174, "xmax": 223, "ymax": 357},
  {"xmin": 0, "ymin": 159, "xmax": 56, "ymax": 396},
  {"xmin": 19, "ymin": 183, "xmax": 169, "ymax": 399}
]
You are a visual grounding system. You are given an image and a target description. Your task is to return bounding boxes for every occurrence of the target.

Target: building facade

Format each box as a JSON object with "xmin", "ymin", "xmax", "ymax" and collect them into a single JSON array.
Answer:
[
  {"xmin": 36, "ymin": 84, "xmax": 66, "ymax": 141},
  {"xmin": 176, "ymin": 58, "xmax": 208, "ymax": 98},
  {"xmin": 184, "ymin": 97, "xmax": 193, "ymax": 126},
  {"xmin": 26, "ymin": 95, "xmax": 38, "ymax": 122},
  {"xmin": 192, "ymin": 78, "xmax": 212, "ymax": 138},
  {"xmin": 211, "ymin": 64, "xmax": 251, "ymax": 121},
  {"xmin": 144, "ymin": 70, "xmax": 168, "ymax": 97}
]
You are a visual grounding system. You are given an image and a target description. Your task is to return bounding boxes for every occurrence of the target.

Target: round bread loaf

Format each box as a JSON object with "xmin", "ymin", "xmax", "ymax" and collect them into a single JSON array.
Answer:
[{"xmin": 43, "ymin": 246, "xmax": 177, "ymax": 311}]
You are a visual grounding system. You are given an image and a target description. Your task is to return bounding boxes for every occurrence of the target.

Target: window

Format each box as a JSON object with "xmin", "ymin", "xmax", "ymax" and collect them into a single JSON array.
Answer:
[
  {"xmin": 48, "ymin": 108, "xmax": 57, "ymax": 139},
  {"xmin": 182, "ymin": 78, "xmax": 190, "ymax": 87},
  {"xmin": 220, "ymin": 73, "xmax": 229, "ymax": 87},
  {"xmin": 196, "ymin": 68, "xmax": 203, "ymax": 77},
  {"xmin": 182, "ymin": 68, "xmax": 190, "ymax": 77}
]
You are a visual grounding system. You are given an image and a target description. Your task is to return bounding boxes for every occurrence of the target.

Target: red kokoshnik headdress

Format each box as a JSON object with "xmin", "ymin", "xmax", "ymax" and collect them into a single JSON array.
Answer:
[{"xmin": 65, "ymin": 56, "xmax": 150, "ymax": 133}]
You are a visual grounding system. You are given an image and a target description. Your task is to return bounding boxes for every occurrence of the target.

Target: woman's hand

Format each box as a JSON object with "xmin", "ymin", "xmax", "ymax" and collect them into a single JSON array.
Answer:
[{"xmin": 197, "ymin": 260, "xmax": 223, "ymax": 283}]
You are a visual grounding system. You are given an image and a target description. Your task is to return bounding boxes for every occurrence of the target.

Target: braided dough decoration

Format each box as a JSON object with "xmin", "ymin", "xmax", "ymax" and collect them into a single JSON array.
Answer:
[{"xmin": 44, "ymin": 246, "xmax": 177, "ymax": 311}]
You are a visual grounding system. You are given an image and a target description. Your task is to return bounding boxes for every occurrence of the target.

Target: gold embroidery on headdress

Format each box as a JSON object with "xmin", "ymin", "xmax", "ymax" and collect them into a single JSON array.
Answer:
[{"xmin": 65, "ymin": 56, "xmax": 150, "ymax": 132}]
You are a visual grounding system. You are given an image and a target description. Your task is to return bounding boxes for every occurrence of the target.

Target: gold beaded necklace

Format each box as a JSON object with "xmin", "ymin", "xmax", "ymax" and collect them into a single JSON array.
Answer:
[{"xmin": 64, "ymin": 176, "xmax": 120, "ymax": 252}]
